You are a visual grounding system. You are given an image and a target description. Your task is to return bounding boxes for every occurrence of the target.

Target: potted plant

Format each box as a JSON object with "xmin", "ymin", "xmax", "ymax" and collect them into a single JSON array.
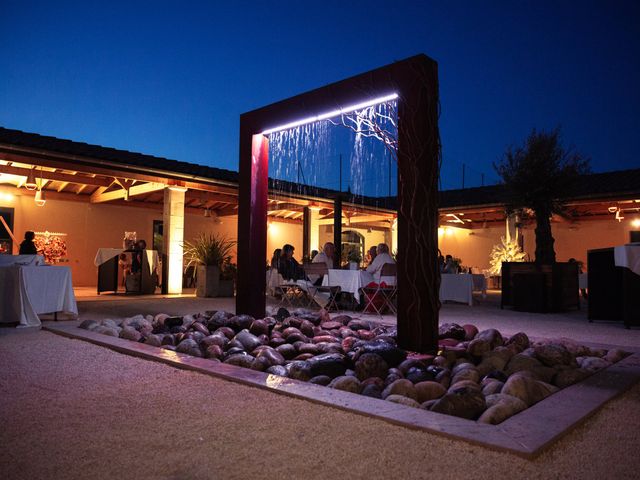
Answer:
[
  {"xmin": 183, "ymin": 233, "xmax": 236, "ymax": 297},
  {"xmin": 494, "ymin": 128, "xmax": 590, "ymax": 311},
  {"xmin": 347, "ymin": 249, "xmax": 362, "ymax": 270}
]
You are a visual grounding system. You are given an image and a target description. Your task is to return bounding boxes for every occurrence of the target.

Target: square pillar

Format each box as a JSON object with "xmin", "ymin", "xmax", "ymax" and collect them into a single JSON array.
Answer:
[
  {"xmin": 163, "ymin": 186, "xmax": 187, "ymax": 294},
  {"xmin": 309, "ymin": 206, "xmax": 321, "ymax": 253}
]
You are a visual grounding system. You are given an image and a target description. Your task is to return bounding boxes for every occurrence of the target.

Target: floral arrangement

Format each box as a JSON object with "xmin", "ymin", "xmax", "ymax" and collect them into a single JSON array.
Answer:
[
  {"xmin": 489, "ymin": 236, "xmax": 526, "ymax": 275},
  {"xmin": 34, "ymin": 231, "xmax": 68, "ymax": 264}
]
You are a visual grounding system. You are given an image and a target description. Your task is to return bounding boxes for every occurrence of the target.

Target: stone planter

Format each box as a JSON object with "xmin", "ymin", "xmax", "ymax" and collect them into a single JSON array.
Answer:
[
  {"xmin": 501, "ymin": 262, "xmax": 579, "ymax": 312},
  {"xmin": 196, "ymin": 265, "xmax": 220, "ymax": 297}
]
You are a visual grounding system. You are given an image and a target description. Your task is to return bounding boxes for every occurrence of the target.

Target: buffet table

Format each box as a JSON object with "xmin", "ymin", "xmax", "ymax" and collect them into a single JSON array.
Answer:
[
  {"xmin": 0, "ymin": 263, "xmax": 77, "ymax": 327},
  {"xmin": 440, "ymin": 273, "xmax": 474, "ymax": 305}
]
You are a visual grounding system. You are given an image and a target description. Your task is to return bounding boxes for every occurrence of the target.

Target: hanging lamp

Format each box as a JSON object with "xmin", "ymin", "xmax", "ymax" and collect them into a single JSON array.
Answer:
[{"xmin": 25, "ymin": 168, "xmax": 38, "ymax": 190}]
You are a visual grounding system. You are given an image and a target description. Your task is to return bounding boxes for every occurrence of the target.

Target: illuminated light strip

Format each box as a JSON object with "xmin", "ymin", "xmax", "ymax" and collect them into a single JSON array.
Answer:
[{"xmin": 261, "ymin": 93, "xmax": 398, "ymax": 135}]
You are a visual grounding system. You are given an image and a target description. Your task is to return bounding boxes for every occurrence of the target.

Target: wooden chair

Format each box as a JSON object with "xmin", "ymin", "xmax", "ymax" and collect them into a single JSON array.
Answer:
[
  {"xmin": 302, "ymin": 263, "xmax": 341, "ymax": 311},
  {"xmin": 360, "ymin": 263, "xmax": 397, "ymax": 316}
]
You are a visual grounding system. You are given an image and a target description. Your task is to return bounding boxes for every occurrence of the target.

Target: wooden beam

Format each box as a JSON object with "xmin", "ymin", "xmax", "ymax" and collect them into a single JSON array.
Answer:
[
  {"xmin": 214, "ymin": 205, "xmax": 238, "ymax": 217},
  {"xmin": 0, "ymin": 163, "xmax": 112, "ymax": 187},
  {"xmin": 90, "ymin": 182, "xmax": 165, "ymax": 203}
]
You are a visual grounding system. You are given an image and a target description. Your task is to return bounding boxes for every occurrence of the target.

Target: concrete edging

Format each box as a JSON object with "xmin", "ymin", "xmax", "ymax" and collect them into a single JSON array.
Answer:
[{"xmin": 44, "ymin": 324, "xmax": 640, "ymax": 459}]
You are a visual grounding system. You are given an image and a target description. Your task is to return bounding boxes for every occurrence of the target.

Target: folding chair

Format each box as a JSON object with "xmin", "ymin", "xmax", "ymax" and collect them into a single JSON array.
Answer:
[
  {"xmin": 302, "ymin": 263, "xmax": 341, "ymax": 311},
  {"xmin": 360, "ymin": 263, "xmax": 397, "ymax": 315}
]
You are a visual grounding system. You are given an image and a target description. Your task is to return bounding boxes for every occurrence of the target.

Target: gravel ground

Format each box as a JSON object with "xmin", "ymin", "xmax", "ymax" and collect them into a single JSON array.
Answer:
[{"xmin": 2, "ymin": 330, "xmax": 640, "ymax": 480}]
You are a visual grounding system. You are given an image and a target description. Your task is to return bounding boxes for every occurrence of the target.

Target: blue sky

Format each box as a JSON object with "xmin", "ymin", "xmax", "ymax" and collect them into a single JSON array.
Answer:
[{"xmin": 1, "ymin": 1, "xmax": 638, "ymax": 190}]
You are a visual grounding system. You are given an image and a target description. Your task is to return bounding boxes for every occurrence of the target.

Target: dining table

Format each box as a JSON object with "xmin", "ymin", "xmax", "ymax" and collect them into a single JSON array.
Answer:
[
  {"xmin": 322, "ymin": 269, "xmax": 375, "ymax": 303},
  {"xmin": 0, "ymin": 260, "xmax": 78, "ymax": 327}
]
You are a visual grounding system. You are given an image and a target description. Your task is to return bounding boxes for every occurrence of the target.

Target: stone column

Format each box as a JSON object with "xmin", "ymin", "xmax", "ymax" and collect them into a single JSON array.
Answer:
[
  {"xmin": 309, "ymin": 206, "xmax": 321, "ymax": 253},
  {"xmin": 163, "ymin": 186, "xmax": 187, "ymax": 294}
]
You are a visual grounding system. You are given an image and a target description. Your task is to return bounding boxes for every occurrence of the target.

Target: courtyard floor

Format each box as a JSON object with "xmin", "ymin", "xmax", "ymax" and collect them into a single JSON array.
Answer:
[{"xmin": 1, "ymin": 293, "xmax": 640, "ymax": 479}]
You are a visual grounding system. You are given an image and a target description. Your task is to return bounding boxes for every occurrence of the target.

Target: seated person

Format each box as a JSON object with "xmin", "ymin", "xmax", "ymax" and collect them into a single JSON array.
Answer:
[
  {"xmin": 366, "ymin": 243, "xmax": 395, "ymax": 282},
  {"xmin": 19, "ymin": 231, "xmax": 38, "ymax": 255},
  {"xmin": 443, "ymin": 254, "xmax": 458, "ymax": 274},
  {"xmin": 270, "ymin": 248, "xmax": 282, "ymax": 269},
  {"xmin": 309, "ymin": 242, "xmax": 335, "ymax": 284},
  {"xmin": 366, "ymin": 245, "xmax": 378, "ymax": 266},
  {"xmin": 277, "ymin": 244, "xmax": 305, "ymax": 281}
]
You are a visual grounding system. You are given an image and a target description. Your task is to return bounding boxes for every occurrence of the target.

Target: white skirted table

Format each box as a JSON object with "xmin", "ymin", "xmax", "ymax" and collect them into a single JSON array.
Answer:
[
  {"xmin": 440, "ymin": 273, "xmax": 475, "ymax": 305},
  {"xmin": 0, "ymin": 263, "xmax": 78, "ymax": 327},
  {"xmin": 322, "ymin": 269, "xmax": 375, "ymax": 303}
]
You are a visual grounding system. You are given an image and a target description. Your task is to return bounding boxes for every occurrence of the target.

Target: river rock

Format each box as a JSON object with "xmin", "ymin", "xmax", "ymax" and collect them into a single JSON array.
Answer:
[
  {"xmin": 414, "ymin": 381, "xmax": 446, "ymax": 403},
  {"xmin": 462, "ymin": 324, "xmax": 479, "ymax": 341},
  {"xmin": 309, "ymin": 375, "xmax": 332, "ymax": 386},
  {"xmin": 478, "ymin": 394, "xmax": 528, "ymax": 424},
  {"xmin": 605, "ymin": 348, "xmax": 627, "ymax": 364},
  {"xmin": 328, "ymin": 375, "xmax": 361, "ymax": 393},
  {"xmin": 255, "ymin": 348, "xmax": 285, "ymax": 367},
  {"xmin": 381, "ymin": 379, "xmax": 417, "ymax": 400},
  {"xmin": 552, "ymin": 367, "xmax": 590, "ymax": 388},
  {"xmin": 144, "ymin": 334, "xmax": 164, "ymax": 347},
  {"xmin": 307, "ymin": 353, "xmax": 348, "ymax": 378},
  {"xmin": 249, "ymin": 319, "xmax": 269, "ymax": 337},
  {"xmin": 94, "ymin": 325, "xmax": 120, "ymax": 337},
  {"xmin": 79, "ymin": 319, "xmax": 99, "ymax": 331},
  {"xmin": 355, "ymin": 353, "xmax": 389, "ymax": 381},
  {"xmin": 176, "ymin": 339, "xmax": 203, "ymax": 357},
  {"xmin": 534, "ymin": 343, "xmax": 573, "ymax": 367},
  {"xmin": 214, "ymin": 327, "xmax": 235, "ymax": 340},
  {"xmin": 577, "ymin": 356, "xmax": 611, "ymax": 371},
  {"xmin": 298, "ymin": 343, "xmax": 320, "ymax": 355},
  {"xmin": 361, "ymin": 384, "xmax": 383, "ymax": 399},
  {"xmin": 451, "ymin": 367, "xmax": 480, "ymax": 384},
  {"xmin": 227, "ymin": 314, "xmax": 255, "ymax": 332},
  {"xmin": 448, "ymin": 379, "xmax": 481, "ymax": 392},
  {"xmin": 276, "ymin": 344, "xmax": 297, "ymax": 360},
  {"xmin": 205, "ymin": 344, "xmax": 223, "ymax": 359},
  {"xmin": 224, "ymin": 353, "xmax": 255, "ymax": 368},
  {"xmin": 356, "ymin": 341, "xmax": 407, "ymax": 367},
  {"xmin": 467, "ymin": 338, "xmax": 491, "ymax": 358},
  {"xmin": 501, "ymin": 373, "xmax": 558, "ymax": 406},
  {"xmin": 438, "ymin": 323, "xmax": 466, "ymax": 341},
  {"xmin": 266, "ymin": 365, "xmax": 288, "ymax": 376},
  {"xmin": 406, "ymin": 367, "xmax": 435, "ymax": 384},
  {"xmin": 233, "ymin": 330, "xmax": 262, "ymax": 352},
  {"xmin": 481, "ymin": 380, "xmax": 504, "ymax": 395},
  {"xmin": 386, "ymin": 395, "xmax": 421, "ymax": 408},
  {"xmin": 192, "ymin": 322, "xmax": 210, "ymax": 336},
  {"xmin": 286, "ymin": 361, "xmax": 313, "ymax": 381},
  {"xmin": 201, "ymin": 334, "xmax": 228, "ymax": 349},
  {"xmin": 430, "ymin": 386, "xmax": 486, "ymax": 419},
  {"xmin": 120, "ymin": 326, "xmax": 142, "ymax": 342},
  {"xmin": 348, "ymin": 319, "xmax": 371, "ymax": 331},
  {"xmin": 475, "ymin": 329, "xmax": 504, "ymax": 349}
]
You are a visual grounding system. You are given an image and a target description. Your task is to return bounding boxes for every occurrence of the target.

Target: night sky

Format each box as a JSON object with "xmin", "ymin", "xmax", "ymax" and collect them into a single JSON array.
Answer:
[{"xmin": 1, "ymin": 1, "xmax": 638, "ymax": 190}]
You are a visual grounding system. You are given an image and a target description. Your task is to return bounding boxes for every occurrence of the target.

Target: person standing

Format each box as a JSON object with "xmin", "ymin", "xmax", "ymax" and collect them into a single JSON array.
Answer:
[{"xmin": 19, "ymin": 231, "xmax": 38, "ymax": 255}]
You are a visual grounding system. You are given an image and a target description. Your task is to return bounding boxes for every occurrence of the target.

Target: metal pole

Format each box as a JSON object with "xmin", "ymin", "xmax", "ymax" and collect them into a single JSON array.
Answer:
[{"xmin": 339, "ymin": 154, "xmax": 342, "ymax": 192}]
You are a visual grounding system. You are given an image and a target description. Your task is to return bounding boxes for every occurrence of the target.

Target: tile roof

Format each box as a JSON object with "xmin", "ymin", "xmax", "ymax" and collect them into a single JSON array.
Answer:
[{"xmin": 0, "ymin": 126, "xmax": 239, "ymax": 184}]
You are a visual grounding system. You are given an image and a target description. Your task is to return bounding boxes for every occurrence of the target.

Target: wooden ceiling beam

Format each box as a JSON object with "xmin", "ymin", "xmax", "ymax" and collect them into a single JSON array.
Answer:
[
  {"xmin": 0, "ymin": 163, "xmax": 113, "ymax": 187},
  {"xmin": 90, "ymin": 182, "xmax": 165, "ymax": 203}
]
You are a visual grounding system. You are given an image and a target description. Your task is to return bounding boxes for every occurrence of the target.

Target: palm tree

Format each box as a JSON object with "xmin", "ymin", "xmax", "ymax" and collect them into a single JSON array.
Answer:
[{"xmin": 494, "ymin": 128, "xmax": 590, "ymax": 264}]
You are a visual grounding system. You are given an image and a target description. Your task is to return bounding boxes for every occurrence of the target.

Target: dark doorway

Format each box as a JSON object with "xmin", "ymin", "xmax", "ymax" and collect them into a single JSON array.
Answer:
[{"xmin": 0, "ymin": 207, "xmax": 14, "ymax": 254}]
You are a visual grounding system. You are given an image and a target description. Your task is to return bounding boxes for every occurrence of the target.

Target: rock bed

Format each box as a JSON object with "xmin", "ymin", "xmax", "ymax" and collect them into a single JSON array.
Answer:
[{"xmin": 79, "ymin": 309, "xmax": 628, "ymax": 424}]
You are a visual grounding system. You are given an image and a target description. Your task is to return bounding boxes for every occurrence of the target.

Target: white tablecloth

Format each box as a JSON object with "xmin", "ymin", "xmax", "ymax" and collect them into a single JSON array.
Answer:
[
  {"xmin": 94, "ymin": 248, "xmax": 159, "ymax": 275},
  {"xmin": 614, "ymin": 245, "xmax": 640, "ymax": 276},
  {"xmin": 440, "ymin": 273, "xmax": 474, "ymax": 305},
  {"xmin": 0, "ymin": 265, "xmax": 78, "ymax": 327},
  {"xmin": 322, "ymin": 269, "xmax": 375, "ymax": 303},
  {"xmin": 579, "ymin": 273, "xmax": 588, "ymax": 289},
  {"xmin": 0, "ymin": 254, "xmax": 45, "ymax": 266}
]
